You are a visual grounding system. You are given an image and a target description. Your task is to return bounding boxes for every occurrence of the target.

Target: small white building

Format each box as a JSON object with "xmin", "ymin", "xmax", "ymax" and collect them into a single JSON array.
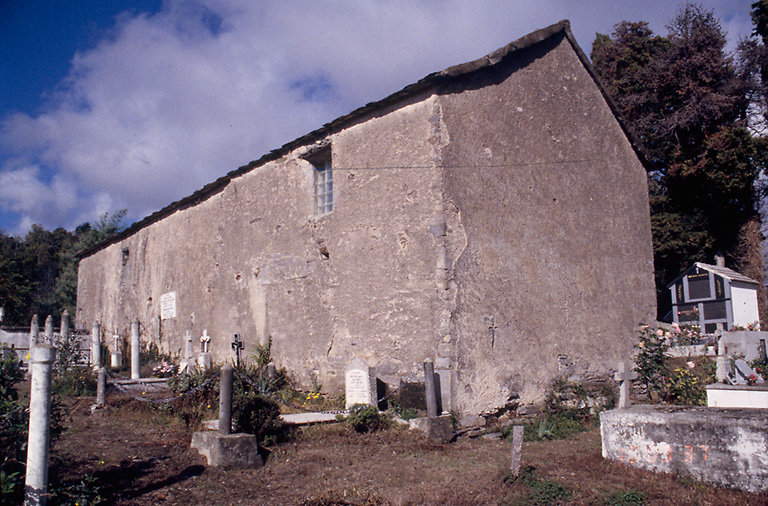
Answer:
[{"xmin": 668, "ymin": 262, "xmax": 760, "ymax": 333}]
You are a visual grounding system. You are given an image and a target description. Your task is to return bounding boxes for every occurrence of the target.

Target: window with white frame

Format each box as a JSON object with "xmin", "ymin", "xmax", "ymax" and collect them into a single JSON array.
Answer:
[{"xmin": 314, "ymin": 157, "xmax": 333, "ymax": 215}]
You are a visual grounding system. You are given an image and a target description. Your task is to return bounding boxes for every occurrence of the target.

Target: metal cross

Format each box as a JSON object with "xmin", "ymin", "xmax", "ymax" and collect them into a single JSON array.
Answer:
[{"xmin": 231, "ymin": 334, "xmax": 244, "ymax": 367}]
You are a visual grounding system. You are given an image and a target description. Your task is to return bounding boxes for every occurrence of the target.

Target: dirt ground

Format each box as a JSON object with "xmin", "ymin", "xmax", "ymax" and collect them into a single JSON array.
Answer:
[{"xmin": 49, "ymin": 392, "xmax": 767, "ymax": 506}]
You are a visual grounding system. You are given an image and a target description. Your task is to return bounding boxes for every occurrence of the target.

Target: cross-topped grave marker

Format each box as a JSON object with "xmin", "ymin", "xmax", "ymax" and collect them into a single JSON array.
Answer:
[
  {"xmin": 231, "ymin": 334, "xmax": 244, "ymax": 367},
  {"xmin": 614, "ymin": 361, "xmax": 637, "ymax": 409},
  {"xmin": 200, "ymin": 330, "xmax": 211, "ymax": 353}
]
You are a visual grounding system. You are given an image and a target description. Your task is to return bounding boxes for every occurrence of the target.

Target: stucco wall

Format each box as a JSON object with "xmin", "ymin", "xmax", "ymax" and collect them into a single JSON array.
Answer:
[
  {"xmin": 78, "ymin": 94, "xmax": 447, "ymax": 391},
  {"xmin": 436, "ymin": 34, "xmax": 656, "ymax": 414},
  {"xmin": 77, "ymin": 31, "xmax": 656, "ymax": 416}
]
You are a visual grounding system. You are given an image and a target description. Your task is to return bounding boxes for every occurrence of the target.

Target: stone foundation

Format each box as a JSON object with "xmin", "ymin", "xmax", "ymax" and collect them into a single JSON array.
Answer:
[{"xmin": 190, "ymin": 431, "xmax": 263, "ymax": 469}]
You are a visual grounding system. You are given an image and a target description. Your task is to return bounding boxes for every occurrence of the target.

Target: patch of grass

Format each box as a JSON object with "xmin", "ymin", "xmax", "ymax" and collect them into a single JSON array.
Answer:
[
  {"xmin": 599, "ymin": 489, "xmax": 646, "ymax": 505},
  {"xmin": 505, "ymin": 465, "xmax": 571, "ymax": 505}
]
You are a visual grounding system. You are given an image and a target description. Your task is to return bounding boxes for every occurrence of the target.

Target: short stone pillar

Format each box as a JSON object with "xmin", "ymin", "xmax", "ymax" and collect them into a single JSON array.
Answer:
[
  {"xmin": 267, "ymin": 362, "xmax": 276, "ymax": 381},
  {"xmin": 91, "ymin": 322, "xmax": 101, "ymax": 369},
  {"xmin": 424, "ymin": 360, "xmax": 439, "ymax": 418},
  {"xmin": 96, "ymin": 367, "xmax": 106, "ymax": 406},
  {"xmin": 24, "ymin": 345, "xmax": 56, "ymax": 506},
  {"xmin": 43, "ymin": 315, "xmax": 53, "ymax": 345},
  {"xmin": 716, "ymin": 337, "xmax": 731, "ymax": 383},
  {"xmin": 219, "ymin": 364, "xmax": 233, "ymax": 435},
  {"xmin": 509, "ymin": 425, "xmax": 524, "ymax": 478},
  {"xmin": 130, "ymin": 319, "xmax": 140, "ymax": 380},
  {"xmin": 29, "ymin": 315, "xmax": 40, "ymax": 349}
]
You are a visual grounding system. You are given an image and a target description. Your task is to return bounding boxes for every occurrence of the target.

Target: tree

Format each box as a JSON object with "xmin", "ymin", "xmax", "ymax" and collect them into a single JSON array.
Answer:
[
  {"xmin": 592, "ymin": 4, "xmax": 766, "ymax": 319},
  {"xmin": 54, "ymin": 210, "xmax": 127, "ymax": 316}
]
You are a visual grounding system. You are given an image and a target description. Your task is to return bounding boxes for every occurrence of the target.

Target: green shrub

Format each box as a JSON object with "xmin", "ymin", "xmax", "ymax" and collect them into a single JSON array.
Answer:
[
  {"xmin": 49, "ymin": 474, "xmax": 105, "ymax": 505},
  {"xmin": 665, "ymin": 367, "xmax": 706, "ymax": 406},
  {"xmin": 635, "ymin": 326, "xmax": 670, "ymax": 399},
  {"xmin": 0, "ymin": 354, "xmax": 27, "ymax": 505},
  {"xmin": 53, "ymin": 367, "xmax": 96, "ymax": 397},
  {"xmin": 344, "ymin": 404, "xmax": 389, "ymax": 433},
  {"xmin": 389, "ymin": 401, "xmax": 418, "ymax": 421},
  {"xmin": 232, "ymin": 392, "xmax": 284, "ymax": 445},
  {"xmin": 165, "ymin": 367, "xmax": 220, "ymax": 426}
]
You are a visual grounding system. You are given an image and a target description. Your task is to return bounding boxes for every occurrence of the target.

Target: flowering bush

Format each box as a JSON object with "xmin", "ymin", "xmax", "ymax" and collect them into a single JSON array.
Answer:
[
  {"xmin": 635, "ymin": 325, "xmax": 669, "ymax": 398},
  {"xmin": 152, "ymin": 360, "xmax": 177, "ymax": 378},
  {"xmin": 666, "ymin": 367, "xmax": 706, "ymax": 405}
]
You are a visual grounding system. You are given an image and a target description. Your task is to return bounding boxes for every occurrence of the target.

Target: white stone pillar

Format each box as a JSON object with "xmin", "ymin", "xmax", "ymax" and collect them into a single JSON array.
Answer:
[
  {"xmin": 43, "ymin": 316, "xmax": 53, "ymax": 345},
  {"xmin": 29, "ymin": 315, "xmax": 39, "ymax": 349},
  {"xmin": 91, "ymin": 322, "xmax": 101, "ymax": 369},
  {"xmin": 24, "ymin": 345, "xmax": 56, "ymax": 506},
  {"xmin": 131, "ymin": 320, "xmax": 140, "ymax": 380}
]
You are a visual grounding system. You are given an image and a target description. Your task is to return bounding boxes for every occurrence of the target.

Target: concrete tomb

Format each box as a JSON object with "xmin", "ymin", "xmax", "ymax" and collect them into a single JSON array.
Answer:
[{"xmin": 601, "ymin": 405, "xmax": 768, "ymax": 494}]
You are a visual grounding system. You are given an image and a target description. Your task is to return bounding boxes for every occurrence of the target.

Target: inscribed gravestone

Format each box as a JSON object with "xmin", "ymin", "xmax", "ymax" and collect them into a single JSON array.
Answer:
[
  {"xmin": 160, "ymin": 292, "xmax": 177, "ymax": 320},
  {"xmin": 345, "ymin": 359, "xmax": 375, "ymax": 409}
]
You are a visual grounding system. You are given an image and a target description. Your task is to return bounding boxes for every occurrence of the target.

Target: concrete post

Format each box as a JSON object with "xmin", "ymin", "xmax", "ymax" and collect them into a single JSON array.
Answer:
[
  {"xmin": 267, "ymin": 362, "xmax": 276, "ymax": 382},
  {"xmin": 219, "ymin": 364, "xmax": 233, "ymax": 435},
  {"xmin": 131, "ymin": 320, "xmax": 140, "ymax": 380},
  {"xmin": 24, "ymin": 345, "xmax": 56, "ymax": 506},
  {"xmin": 509, "ymin": 425, "xmax": 524, "ymax": 478},
  {"xmin": 43, "ymin": 316, "xmax": 53, "ymax": 345},
  {"xmin": 29, "ymin": 315, "xmax": 39, "ymax": 349},
  {"xmin": 59, "ymin": 310, "xmax": 69, "ymax": 347},
  {"xmin": 91, "ymin": 322, "xmax": 101, "ymax": 369},
  {"xmin": 424, "ymin": 360, "xmax": 438, "ymax": 419},
  {"xmin": 96, "ymin": 367, "xmax": 106, "ymax": 406}
]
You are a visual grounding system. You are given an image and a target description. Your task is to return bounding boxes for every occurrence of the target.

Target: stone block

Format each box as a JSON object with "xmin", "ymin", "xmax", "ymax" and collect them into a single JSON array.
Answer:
[
  {"xmin": 600, "ymin": 405, "xmax": 768, "ymax": 494},
  {"xmin": 190, "ymin": 431, "xmax": 264, "ymax": 469},
  {"xmin": 408, "ymin": 415, "xmax": 454, "ymax": 443},
  {"xmin": 707, "ymin": 383, "xmax": 768, "ymax": 408}
]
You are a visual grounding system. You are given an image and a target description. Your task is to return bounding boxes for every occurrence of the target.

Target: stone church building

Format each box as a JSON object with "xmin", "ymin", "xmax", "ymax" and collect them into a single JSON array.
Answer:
[{"xmin": 76, "ymin": 21, "xmax": 656, "ymax": 417}]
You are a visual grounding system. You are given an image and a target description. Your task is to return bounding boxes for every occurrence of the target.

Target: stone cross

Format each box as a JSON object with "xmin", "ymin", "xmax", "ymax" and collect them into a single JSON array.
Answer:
[
  {"xmin": 716, "ymin": 337, "xmax": 731, "ymax": 383},
  {"xmin": 231, "ymin": 334, "xmax": 244, "ymax": 367},
  {"xmin": 614, "ymin": 361, "xmax": 637, "ymax": 409},
  {"xmin": 184, "ymin": 330, "xmax": 194, "ymax": 359},
  {"xmin": 200, "ymin": 330, "xmax": 211, "ymax": 353}
]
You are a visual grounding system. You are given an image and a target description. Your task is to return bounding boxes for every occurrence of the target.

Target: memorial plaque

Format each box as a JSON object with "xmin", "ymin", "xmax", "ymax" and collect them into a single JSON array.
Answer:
[
  {"xmin": 345, "ymin": 359, "xmax": 374, "ymax": 409},
  {"xmin": 160, "ymin": 292, "xmax": 177, "ymax": 320}
]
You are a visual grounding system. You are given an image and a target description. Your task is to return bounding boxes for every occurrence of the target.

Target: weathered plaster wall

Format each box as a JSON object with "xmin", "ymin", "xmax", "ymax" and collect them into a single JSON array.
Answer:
[
  {"xmin": 601, "ymin": 406, "xmax": 768, "ymax": 494},
  {"xmin": 436, "ymin": 34, "xmax": 656, "ymax": 414},
  {"xmin": 77, "ymin": 94, "xmax": 447, "ymax": 391}
]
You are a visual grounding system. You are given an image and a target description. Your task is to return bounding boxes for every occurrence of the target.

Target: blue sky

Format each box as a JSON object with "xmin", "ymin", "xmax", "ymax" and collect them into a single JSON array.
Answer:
[{"xmin": 0, "ymin": 0, "xmax": 756, "ymax": 235}]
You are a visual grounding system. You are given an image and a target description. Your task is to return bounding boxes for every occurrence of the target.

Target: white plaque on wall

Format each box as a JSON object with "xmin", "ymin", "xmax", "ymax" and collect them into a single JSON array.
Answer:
[{"xmin": 160, "ymin": 291, "xmax": 177, "ymax": 320}]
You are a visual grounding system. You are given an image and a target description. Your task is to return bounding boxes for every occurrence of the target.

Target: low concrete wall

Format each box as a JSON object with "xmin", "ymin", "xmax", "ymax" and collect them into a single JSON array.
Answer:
[
  {"xmin": 667, "ymin": 345, "xmax": 715, "ymax": 358},
  {"xmin": 707, "ymin": 384, "xmax": 768, "ymax": 408},
  {"xmin": 601, "ymin": 405, "xmax": 768, "ymax": 494},
  {"xmin": 0, "ymin": 328, "xmax": 29, "ymax": 351},
  {"xmin": 721, "ymin": 331, "xmax": 768, "ymax": 362}
]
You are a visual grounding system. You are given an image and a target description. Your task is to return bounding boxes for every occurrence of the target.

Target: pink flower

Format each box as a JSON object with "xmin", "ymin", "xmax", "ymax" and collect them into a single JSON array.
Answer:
[
  {"xmin": 687, "ymin": 361, "xmax": 695, "ymax": 369},
  {"xmin": 656, "ymin": 329, "xmax": 664, "ymax": 337}
]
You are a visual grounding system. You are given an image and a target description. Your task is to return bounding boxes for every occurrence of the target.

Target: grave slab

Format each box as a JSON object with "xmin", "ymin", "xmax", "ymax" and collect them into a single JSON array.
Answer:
[
  {"xmin": 600, "ymin": 405, "xmax": 768, "ymax": 494},
  {"xmin": 345, "ymin": 358, "xmax": 375, "ymax": 409},
  {"xmin": 280, "ymin": 412, "xmax": 342, "ymax": 425}
]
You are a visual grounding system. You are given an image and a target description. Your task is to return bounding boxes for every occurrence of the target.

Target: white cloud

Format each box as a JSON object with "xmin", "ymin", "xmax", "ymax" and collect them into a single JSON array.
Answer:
[{"xmin": 0, "ymin": 0, "xmax": 755, "ymax": 233}]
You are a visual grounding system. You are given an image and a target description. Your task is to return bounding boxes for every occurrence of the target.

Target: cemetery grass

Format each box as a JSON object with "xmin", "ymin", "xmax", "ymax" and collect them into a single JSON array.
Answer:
[{"xmin": 48, "ymin": 392, "xmax": 766, "ymax": 506}]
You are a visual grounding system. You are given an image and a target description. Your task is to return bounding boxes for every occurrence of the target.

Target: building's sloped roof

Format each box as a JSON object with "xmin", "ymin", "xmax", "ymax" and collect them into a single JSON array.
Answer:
[
  {"xmin": 667, "ymin": 262, "xmax": 759, "ymax": 288},
  {"xmin": 694, "ymin": 262, "xmax": 759, "ymax": 285},
  {"xmin": 78, "ymin": 19, "xmax": 648, "ymax": 260}
]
